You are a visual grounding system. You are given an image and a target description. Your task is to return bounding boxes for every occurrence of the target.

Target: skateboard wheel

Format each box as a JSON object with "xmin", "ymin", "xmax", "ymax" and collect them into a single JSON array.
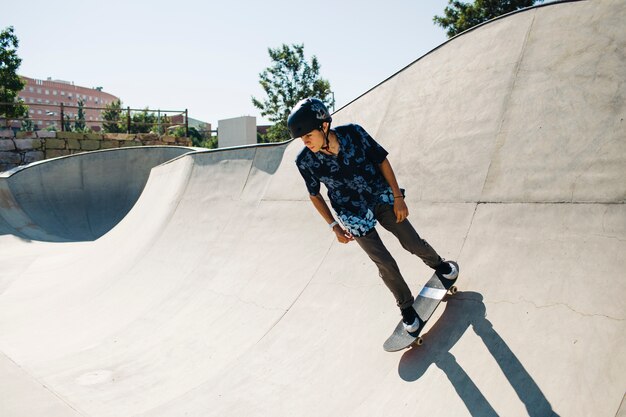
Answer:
[
  {"xmin": 415, "ymin": 337, "xmax": 424, "ymax": 346},
  {"xmin": 449, "ymin": 286, "xmax": 458, "ymax": 295}
]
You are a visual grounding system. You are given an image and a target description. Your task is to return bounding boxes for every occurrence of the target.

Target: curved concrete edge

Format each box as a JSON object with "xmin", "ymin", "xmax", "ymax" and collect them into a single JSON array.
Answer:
[
  {"xmin": 332, "ymin": 0, "xmax": 625, "ymax": 205},
  {"xmin": 0, "ymin": 146, "xmax": 196, "ymax": 242},
  {"xmin": 0, "ymin": 1, "xmax": 624, "ymax": 416},
  {"xmin": 333, "ymin": 0, "xmax": 588, "ymax": 117}
]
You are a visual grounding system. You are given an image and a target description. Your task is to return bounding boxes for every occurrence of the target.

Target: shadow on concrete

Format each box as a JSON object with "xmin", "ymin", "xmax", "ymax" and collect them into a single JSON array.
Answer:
[{"xmin": 398, "ymin": 291, "xmax": 559, "ymax": 417}]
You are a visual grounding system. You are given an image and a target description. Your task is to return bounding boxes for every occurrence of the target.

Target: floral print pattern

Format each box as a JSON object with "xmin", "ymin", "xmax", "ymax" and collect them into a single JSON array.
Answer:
[{"xmin": 296, "ymin": 124, "xmax": 403, "ymax": 237}]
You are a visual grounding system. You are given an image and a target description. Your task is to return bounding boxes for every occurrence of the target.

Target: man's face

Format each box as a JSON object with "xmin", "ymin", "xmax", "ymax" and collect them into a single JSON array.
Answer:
[{"xmin": 299, "ymin": 122, "xmax": 328, "ymax": 153}]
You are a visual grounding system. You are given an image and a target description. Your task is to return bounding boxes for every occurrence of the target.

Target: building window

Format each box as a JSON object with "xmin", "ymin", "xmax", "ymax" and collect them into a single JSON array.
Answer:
[
  {"xmin": 53, "ymin": 90, "xmax": 57, "ymax": 95},
  {"xmin": 37, "ymin": 88, "xmax": 42, "ymax": 94},
  {"xmin": 45, "ymin": 90, "xmax": 49, "ymax": 95},
  {"xmin": 29, "ymin": 87, "xmax": 34, "ymax": 92},
  {"xmin": 61, "ymin": 91, "xmax": 65, "ymax": 96}
]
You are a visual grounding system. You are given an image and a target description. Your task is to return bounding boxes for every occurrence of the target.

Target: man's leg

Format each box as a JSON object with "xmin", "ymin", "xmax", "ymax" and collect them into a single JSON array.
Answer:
[
  {"xmin": 375, "ymin": 204, "xmax": 443, "ymax": 269},
  {"xmin": 354, "ymin": 228, "xmax": 414, "ymax": 309}
]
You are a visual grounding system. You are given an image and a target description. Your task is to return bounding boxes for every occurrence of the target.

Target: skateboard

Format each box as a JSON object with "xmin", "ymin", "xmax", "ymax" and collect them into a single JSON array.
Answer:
[{"xmin": 383, "ymin": 261, "xmax": 459, "ymax": 352}]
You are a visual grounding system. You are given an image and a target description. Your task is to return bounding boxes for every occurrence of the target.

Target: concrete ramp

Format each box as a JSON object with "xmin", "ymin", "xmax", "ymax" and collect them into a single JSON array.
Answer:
[
  {"xmin": 0, "ymin": 1, "xmax": 624, "ymax": 416},
  {"xmin": 0, "ymin": 146, "xmax": 195, "ymax": 242}
]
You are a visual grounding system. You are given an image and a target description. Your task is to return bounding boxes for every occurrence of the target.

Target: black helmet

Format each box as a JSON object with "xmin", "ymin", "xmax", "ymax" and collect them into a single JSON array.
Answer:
[{"xmin": 287, "ymin": 98, "xmax": 332, "ymax": 138}]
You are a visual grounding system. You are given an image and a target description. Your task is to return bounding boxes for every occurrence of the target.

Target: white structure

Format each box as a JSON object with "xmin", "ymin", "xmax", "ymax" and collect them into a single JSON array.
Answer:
[{"xmin": 217, "ymin": 116, "xmax": 257, "ymax": 148}]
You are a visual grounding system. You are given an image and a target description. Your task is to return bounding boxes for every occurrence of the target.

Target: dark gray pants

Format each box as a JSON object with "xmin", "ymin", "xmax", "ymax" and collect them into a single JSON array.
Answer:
[{"xmin": 354, "ymin": 204, "xmax": 442, "ymax": 310}]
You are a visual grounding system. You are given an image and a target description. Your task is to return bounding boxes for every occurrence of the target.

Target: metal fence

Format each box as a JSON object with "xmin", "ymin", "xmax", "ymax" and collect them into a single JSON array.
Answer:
[{"xmin": 0, "ymin": 102, "xmax": 189, "ymax": 136}]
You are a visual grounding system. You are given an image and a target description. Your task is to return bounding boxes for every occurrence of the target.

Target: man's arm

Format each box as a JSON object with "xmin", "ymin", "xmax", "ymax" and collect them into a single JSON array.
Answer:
[
  {"xmin": 309, "ymin": 194, "xmax": 354, "ymax": 243},
  {"xmin": 379, "ymin": 158, "xmax": 409, "ymax": 223}
]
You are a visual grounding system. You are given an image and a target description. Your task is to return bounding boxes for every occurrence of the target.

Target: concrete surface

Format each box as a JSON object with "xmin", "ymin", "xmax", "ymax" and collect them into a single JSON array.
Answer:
[
  {"xmin": 0, "ymin": 146, "xmax": 196, "ymax": 241},
  {"xmin": 0, "ymin": 1, "xmax": 624, "ymax": 416}
]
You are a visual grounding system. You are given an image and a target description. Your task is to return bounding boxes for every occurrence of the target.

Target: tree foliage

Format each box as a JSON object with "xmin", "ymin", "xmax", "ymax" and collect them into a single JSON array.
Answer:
[
  {"xmin": 102, "ymin": 100, "xmax": 181, "ymax": 135},
  {"xmin": 74, "ymin": 98, "xmax": 86, "ymax": 131},
  {"xmin": 129, "ymin": 108, "xmax": 157, "ymax": 134},
  {"xmin": 0, "ymin": 26, "xmax": 28, "ymax": 126},
  {"xmin": 153, "ymin": 114, "xmax": 171, "ymax": 135},
  {"xmin": 171, "ymin": 125, "xmax": 216, "ymax": 148},
  {"xmin": 252, "ymin": 44, "xmax": 334, "ymax": 143},
  {"xmin": 61, "ymin": 99, "xmax": 92, "ymax": 132},
  {"xmin": 101, "ymin": 99, "xmax": 125, "ymax": 133},
  {"xmin": 433, "ymin": 0, "xmax": 542, "ymax": 38},
  {"xmin": 20, "ymin": 114, "xmax": 34, "ymax": 131},
  {"xmin": 64, "ymin": 115, "xmax": 72, "ymax": 132}
]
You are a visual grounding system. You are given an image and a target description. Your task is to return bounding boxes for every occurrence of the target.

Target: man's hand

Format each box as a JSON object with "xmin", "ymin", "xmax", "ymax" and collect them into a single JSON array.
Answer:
[
  {"xmin": 394, "ymin": 197, "xmax": 409, "ymax": 223},
  {"xmin": 378, "ymin": 159, "xmax": 409, "ymax": 223},
  {"xmin": 333, "ymin": 225, "xmax": 354, "ymax": 243}
]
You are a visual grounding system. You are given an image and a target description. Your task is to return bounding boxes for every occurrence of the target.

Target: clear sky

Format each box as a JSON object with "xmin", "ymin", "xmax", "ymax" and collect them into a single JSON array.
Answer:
[{"xmin": 3, "ymin": 0, "xmax": 450, "ymax": 127}]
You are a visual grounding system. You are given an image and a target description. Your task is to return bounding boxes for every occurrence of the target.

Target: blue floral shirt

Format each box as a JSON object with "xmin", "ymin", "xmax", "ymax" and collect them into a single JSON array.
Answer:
[{"xmin": 296, "ymin": 124, "xmax": 403, "ymax": 237}]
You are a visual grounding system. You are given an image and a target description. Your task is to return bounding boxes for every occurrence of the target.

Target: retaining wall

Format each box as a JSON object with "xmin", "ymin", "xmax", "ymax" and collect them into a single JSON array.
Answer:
[{"xmin": 0, "ymin": 130, "xmax": 193, "ymax": 171}]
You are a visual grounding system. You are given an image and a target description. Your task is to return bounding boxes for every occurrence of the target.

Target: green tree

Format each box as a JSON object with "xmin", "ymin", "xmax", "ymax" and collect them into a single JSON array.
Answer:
[
  {"xmin": 101, "ymin": 99, "xmax": 124, "ymax": 133},
  {"xmin": 252, "ymin": 44, "xmax": 334, "ymax": 143},
  {"xmin": 74, "ymin": 98, "xmax": 86, "ymax": 131},
  {"xmin": 20, "ymin": 114, "xmax": 34, "ymax": 131},
  {"xmin": 0, "ymin": 26, "xmax": 28, "ymax": 127},
  {"xmin": 61, "ymin": 99, "xmax": 92, "ymax": 133},
  {"xmin": 64, "ymin": 114, "xmax": 72, "ymax": 132},
  {"xmin": 434, "ymin": 0, "xmax": 542, "ymax": 38},
  {"xmin": 130, "ymin": 108, "xmax": 157, "ymax": 134},
  {"xmin": 154, "ymin": 114, "xmax": 170, "ymax": 135},
  {"xmin": 172, "ymin": 125, "xmax": 204, "ymax": 146},
  {"xmin": 102, "ymin": 102, "xmax": 163, "ymax": 134},
  {"xmin": 172, "ymin": 126, "xmax": 216, "ymax": 148},
  {"xmin": 205, "ymin": 136, "xmax": 218, "ymax": 149},
  {"xmin": 187, "ymin": 127, "xmax": 204, "ymax": 146}
]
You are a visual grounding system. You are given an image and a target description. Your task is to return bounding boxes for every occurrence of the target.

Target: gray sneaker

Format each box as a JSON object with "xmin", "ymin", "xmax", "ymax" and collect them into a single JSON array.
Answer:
[
  {"xmin": 436, "ymin": 261, "xmax": 458, "ymax": 280},
  {"xmin": 401, "ymin": 306, "xmax": 420, "ymax": 333}
]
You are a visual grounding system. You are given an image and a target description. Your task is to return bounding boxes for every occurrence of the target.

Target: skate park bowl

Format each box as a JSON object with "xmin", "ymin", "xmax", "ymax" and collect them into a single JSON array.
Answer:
[
  {"xmin": 0, "ymin": 146, "xmax": 196, "ymax": 242},
  {"xmin": 1, "ymin": 1, "xmax": 624, "ymax": 416}
]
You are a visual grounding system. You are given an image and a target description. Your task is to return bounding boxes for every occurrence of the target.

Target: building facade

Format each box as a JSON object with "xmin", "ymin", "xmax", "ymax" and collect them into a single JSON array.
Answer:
[{"xmin": 17, "ymin": 76, "xmax": 120, "ymax": 131}]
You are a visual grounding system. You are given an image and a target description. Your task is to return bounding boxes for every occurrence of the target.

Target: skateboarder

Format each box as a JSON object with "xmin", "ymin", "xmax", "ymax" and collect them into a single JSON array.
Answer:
[{"xmin": 290, "ymin": 98, "xmax": 458, "ymax": 333}]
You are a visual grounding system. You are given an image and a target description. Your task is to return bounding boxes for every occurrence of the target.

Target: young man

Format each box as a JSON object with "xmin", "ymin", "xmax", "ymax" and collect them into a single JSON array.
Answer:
[{"xmin": 290, "ymin": 98, "xmax": 458, "ymax": 332}]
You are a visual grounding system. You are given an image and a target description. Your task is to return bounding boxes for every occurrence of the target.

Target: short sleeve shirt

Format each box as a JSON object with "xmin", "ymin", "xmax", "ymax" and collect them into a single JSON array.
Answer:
[{"xmin": 295, "ymin": 124, "xmax": 403, "ymax": 237}]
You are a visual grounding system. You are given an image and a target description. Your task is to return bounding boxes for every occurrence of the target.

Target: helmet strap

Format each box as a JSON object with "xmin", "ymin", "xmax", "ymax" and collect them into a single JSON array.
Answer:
[{"xmin": 320, "ymin": 122, "xmax": 332, "ymax": 151}]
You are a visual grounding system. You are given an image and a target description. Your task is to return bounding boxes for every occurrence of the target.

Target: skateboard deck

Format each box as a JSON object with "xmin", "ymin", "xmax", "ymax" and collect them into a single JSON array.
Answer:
[{"xmin": 383, "ymin": 261, "xmax": 459, "ymax": 352}]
